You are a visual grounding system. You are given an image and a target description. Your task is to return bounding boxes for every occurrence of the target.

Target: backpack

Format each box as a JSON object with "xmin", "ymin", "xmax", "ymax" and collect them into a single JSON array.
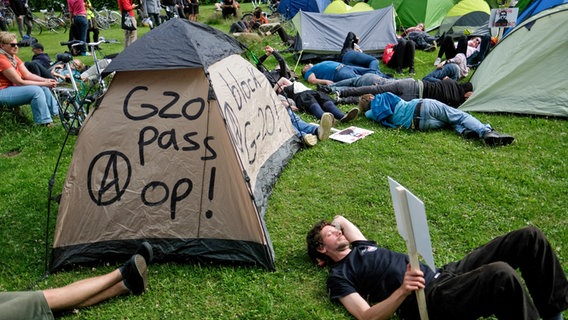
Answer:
[{"xmin": 19, "ymin": 35, "xmax": 38, "ymax": 47}]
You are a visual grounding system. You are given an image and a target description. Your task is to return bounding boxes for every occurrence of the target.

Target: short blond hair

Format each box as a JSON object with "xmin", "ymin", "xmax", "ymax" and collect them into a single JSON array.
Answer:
[
  {"xmin": 358, "ymin": 94, "xmax": 374, "ymax": 112},
  {"xmin": 0, "ymin": 32, "xmax": 17, "ymax": 45}
]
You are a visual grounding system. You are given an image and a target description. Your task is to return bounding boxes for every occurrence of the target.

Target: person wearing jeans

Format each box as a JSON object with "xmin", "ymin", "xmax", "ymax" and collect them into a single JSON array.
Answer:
[
  {"xmin": 68, "ymin": 0, "xmax": 89, "ymax": 55},
  {"xmin": 358, "ymin": 92, "xmax": 515, "ymax": 146},
  {"xmin": 0, "ymin": 32, "xmax": 59, "ymax": 126},
  {"xmin": 118, "ymin": 0, "xmax": 139, "ymax": 48}
]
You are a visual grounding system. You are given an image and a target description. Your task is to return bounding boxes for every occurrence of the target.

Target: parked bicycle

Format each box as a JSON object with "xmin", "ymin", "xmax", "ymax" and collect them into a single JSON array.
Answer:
[
  {"xmin": 95, "ymin": 5, "xmax": 121, "ymax": 30},
  {"xmin": 30, "ymin": 8, "xmax": 67, "ymax": 34},
  {"xmin": 51, "ymin": 38, "xmax": 115, "ymax": 134}
]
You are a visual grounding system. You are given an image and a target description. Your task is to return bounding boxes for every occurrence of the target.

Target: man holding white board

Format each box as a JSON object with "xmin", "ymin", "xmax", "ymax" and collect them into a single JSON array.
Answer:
[{"xmin": 306, "ymin": 182, "xmax": 567, "ymax": 320}]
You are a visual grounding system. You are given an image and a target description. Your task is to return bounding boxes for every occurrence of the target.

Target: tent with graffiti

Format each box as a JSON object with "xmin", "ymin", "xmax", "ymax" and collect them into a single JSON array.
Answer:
[{"xmin": 50, "ymin": 19, "xmax": 300, "ymax": 271}]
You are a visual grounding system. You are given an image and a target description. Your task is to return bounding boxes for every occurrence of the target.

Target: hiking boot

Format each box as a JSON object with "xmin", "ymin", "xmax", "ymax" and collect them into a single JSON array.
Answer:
[
  {"xmin": 316, "ymin": 84, "xmax": 332, "ymax": 94},
  {"xmin": 120, "ymin": 254, "xmax": 148, "ymax": 295},
  {"xmin": 340, "ymin": 108, "xmax": 359, "ymax": 123},
  {"xmin": 461, "ymin": 129, "xmax": 479, "ymax": 140},
  {"xmin": 335, "ymin": 96, "xmax": 359, "ymax": 105},
  {"xmin": 483, "ymin": 130, "xmax": 515, "ymax": 146},
  {"xmin": 317, "ymin": 112, "xmax": 333, "ymax": 141},
  {"xmin": 434, "ymin": 57, "xmax": 441, "ymax": 66},
  {"xmin": 303, "ymin": 134, "xmax": 318, "ymax": 147},
  {"xmin": 136, "ymin": 241, "xmax": 154, "ymax": 264}
]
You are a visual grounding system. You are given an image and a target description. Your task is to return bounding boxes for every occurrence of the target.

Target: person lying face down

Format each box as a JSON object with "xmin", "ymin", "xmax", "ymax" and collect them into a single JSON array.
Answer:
[{"xmin": 358, "ymin": 92, "xmax": 515, "ymax": 146}]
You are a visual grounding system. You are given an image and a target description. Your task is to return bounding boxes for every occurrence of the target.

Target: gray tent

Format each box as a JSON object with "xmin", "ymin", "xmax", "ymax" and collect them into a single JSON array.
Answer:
[
  {"xmin": 292, "ymin": 7, "xmax": 398, "ymax": 59},
  {"xmin": 460, "ymin": 3, "xmax": 568, "ymax": 117},
  {"xmin": 51, "ymin": 19, "xmax": 300, "ymax": 271}
]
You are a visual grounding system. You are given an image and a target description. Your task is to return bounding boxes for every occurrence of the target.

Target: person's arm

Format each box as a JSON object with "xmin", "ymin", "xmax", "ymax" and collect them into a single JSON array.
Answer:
[
  {"xmin": 306, "ymin": 73, "xmax": 332, "ymax": 85},
  {"xmin": 3, "ymin": 63, "xmax": 57, "ymax": 88},
  {"xmin": 339, "ymin": 264, "xmax": 426, "ymax": 320},
  {"xmin": 331, "ymin": 215, "xmax": 366, "ymax": 242}
]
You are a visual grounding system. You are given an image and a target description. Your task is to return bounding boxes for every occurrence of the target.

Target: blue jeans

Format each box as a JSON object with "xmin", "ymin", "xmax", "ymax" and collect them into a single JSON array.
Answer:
[
  {"xmin": 287, "ymin": 109, "xmax": 317, "ymax": 138},
  {"xmin": 73, "ymin": 15, "xmax": 88, "ymax": 53},
  {"xmin": 422, "ymin": 63, "xmax": 459, "ymax": 82},
  {"xmin": 329, "ymin": 74, "xmax": 392, "ymax": 91},
  {"xmin": 419, "ymin": 99, "xmax": 491, "ymax": 137},
  {"xmin": 335, "ymin": 65, "xmax": 385, "ymax": 82},
  {"xmin": 0, "ymin": 85, "xmax": 59, "ymax": 124},
  {"xmin": 342, "ymin": 50, "xmax": 379, "ymax": 70}
]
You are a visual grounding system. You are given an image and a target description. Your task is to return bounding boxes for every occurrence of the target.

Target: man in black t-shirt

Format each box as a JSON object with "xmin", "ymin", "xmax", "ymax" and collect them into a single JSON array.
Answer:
[{"xmin": 306, "ymin": 215, "xmax": 568, "ymax": 320}]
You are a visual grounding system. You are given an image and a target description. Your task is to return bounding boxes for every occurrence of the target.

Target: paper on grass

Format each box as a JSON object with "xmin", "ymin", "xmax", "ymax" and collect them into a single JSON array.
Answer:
[
  {"xmin": 388, "ymin": 177, "xmax": 435, "ymax": 271},
  {"xmin": 329, "ymin": 126, "xmax": 374, "ymax": 144}
]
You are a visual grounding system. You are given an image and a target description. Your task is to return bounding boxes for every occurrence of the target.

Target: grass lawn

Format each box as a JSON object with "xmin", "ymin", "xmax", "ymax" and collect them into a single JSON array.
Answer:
[{"xmin": 0, "ymin": 3, "xmax": 566, "ymax": 319}]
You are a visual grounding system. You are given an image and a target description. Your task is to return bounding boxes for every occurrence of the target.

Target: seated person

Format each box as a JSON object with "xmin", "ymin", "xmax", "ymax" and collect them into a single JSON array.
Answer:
[
  {"xmin": 302, "ymin": 61, "xmax": 386, "ymax": 85},
  {"xmin": 221, "ymin": 0, "xmax": 239, "ymax": 19},
  {"xmin": 24, "ymin": 42, "xmax": 55, "ymax": 79},
  {"xmin": 275, "ymin": 77, "xmax": 359, "ymax": 123},
  {"xmin": 249, "ymin": 6, "xmax": 268, "ymax": 30},
  {"xmin": 51, "ymin": 59, "xmax": 86, "ymax": 83},
  {"xmin": 358, "ymin": 92, "xmax": 515, "ymax": 146},
  {"xmin": 382, "ymin": 38, "xmax": 416, "ymax": 75},
  {"xmin": 332, "ymin": 78, "xmax": 473, "ymax": 108},
  {"xmin": 0, "ymin": 31, "xmax": 59, "ymax": 126},
  {"xmin": 0, "ymin": 242, "xmax": 153, "ymax": 318},
  {"xmin": 424, "ymin": 53, "xmax": 469, "ymax": 82},
  {"xmin": 279, "ymin": 94, "xmax": 333, "ymax": 147}
]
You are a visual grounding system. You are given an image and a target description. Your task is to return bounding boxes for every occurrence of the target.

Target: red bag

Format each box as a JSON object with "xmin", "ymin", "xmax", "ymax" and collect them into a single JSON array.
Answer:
[{"xmin": 382, "ymin": 43, "xmax": 395, "ymax": 64}]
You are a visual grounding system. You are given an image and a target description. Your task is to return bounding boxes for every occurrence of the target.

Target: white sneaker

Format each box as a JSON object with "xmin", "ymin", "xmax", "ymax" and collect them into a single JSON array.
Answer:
[
  {"xmin": 434, "ymin": 57, "xmax": 441, "ymax": 66},
  {"xmin": 303, "ymin": 134, "xmax": 318, "ymax": 147},
  {"xmin": 317, "ymin": 112, "xmax": 333, "ymax": 141}
]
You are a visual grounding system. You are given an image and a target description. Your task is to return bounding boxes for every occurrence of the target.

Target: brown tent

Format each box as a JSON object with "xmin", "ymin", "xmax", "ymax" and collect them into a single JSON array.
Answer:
[{"xmin": 51, "ymin": 20, "xmax": 300, "ymax": 271}]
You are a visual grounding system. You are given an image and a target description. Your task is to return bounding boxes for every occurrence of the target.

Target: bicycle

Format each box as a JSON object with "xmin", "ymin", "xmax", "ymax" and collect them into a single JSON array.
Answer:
[
  {"xmin": 96, "ymin": 5, "xmax": 121, "ymax": 29},
  {"xmin": 51, "ymin": 39, "xmax": 114, "ymax": 134},
  {"xmin": 30, "ymin": 8, "xmax": 67, "ymax": 34}
]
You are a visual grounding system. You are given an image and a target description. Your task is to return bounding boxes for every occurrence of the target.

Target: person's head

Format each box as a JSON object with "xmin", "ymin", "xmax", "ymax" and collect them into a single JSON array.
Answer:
[
  {"xmin": 0, "ymin": 32, "xmax": 19, "ymax": 55},
  {"xmin": 254, "ymin": 6, "xmax": 262, "ymax": 18},
  {"xmin": 358, "ymin": 93, "xmax": 374, "ymax": 113},
  {"xmin": 499, "ymin": 10, "xmax": 507, "ymax": 18},
  {"xmin": 72, "ymin": 59, "xmax": 86, "ymax": 72},
  {"xmin": 31, "ymin": 42, "xmax": 44, "ymax": 54},
  {"xmin": 301, "ymin": 63, "xmax": 313, "ymax": 77},
  {"xmin": 469, "ymin": 37, "xmax": 481, "ymax": 48},
  {"xmin": 458, "ymin": 82, "xmax": 474, "ymax": 101},
  {"xmin": 416, "ymin": 23, "xmax": 425, "ymax": 31},
  {"xmin": 306, "ymin": 220, "xmax": 334, "ymax": 266}
]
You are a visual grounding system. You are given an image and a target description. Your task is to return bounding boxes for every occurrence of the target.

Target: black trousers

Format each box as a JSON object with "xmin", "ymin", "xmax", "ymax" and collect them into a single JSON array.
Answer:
[{"xmin": 413, "ymin": 227, "xmax": 568, "ymax": 320}]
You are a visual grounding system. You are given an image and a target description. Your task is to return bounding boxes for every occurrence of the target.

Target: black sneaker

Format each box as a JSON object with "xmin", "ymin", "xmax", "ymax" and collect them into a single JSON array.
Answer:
[
  {"xmin": 340, "ymin": 108, "xmax": 359, "ymax": 123},
  {"xmin": 462, "ymin": 129, "xmax": 479, "ymax": 140},
  {"xmin": 316, "ymin": 84, "xmax": 332, "ymax": 94},
  {"xmin": 120, "ymin": 254, "xmax": 148, "ymax": 295},
  {"xmin": 483, "ymin": 130, "xmax": 515, "ymax": 146}
]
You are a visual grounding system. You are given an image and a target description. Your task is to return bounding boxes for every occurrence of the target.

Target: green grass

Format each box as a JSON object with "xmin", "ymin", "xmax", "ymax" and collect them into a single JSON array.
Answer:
[{"xmin": 1, "ymin": 3, "xmax": 567, "ymax": 319}]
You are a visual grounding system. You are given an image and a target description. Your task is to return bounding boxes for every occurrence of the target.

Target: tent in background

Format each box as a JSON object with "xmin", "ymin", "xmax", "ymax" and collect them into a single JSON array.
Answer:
[
  {"xmin": 292, "ymin": 6, "xmax": 397, "ymax": 62},
  {"xmin": 437, "ymin": 0, "xmax": 491, "ymax": 37},
  {"xmin": 51, "ymin": 19, "xmax": 300, "ymax": 272},
  {"xmin": 323, "ymin": 0, "xmax": 373, "ymax": 13},
  {"xmin": 367, "ymin": 0, "xmax": 454, "ymax": 30},
  {"xmin": 277, "ymin": 0, "xmax": 330, "ymax": 20},
  {"xmin": 460, "ymin": 3, "xmax": 568, "ymax": 117}
]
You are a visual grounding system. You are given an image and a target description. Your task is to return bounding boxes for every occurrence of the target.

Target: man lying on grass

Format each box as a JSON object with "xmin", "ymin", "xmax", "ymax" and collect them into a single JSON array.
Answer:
[
  {"xmin": 358, "ymin": 92, "xmax": 514, "ymax": 146},
  {"xmin": 307, "ymin": 215, "xmax": 568, "ymax": 320}
]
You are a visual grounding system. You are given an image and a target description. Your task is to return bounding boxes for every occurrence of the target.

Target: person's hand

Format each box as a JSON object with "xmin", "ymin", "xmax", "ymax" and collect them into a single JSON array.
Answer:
[
  {"xmin": 436, "ymin": 63, "xmax": 444, "ymax": 69},
  {"xmin": 265, "ymin": 45, "xmax": 274, "ymax": 54},
  {"xmin": 45, "ymin": 78, "xmax": 58, "ymax": 88},
  {"xmin": 290, "ymin": 105, "xmax": 299, "ymax": 112},
  {"xmin": 400, "ymin": 264, "xmax": 425, "ymax": 297}
]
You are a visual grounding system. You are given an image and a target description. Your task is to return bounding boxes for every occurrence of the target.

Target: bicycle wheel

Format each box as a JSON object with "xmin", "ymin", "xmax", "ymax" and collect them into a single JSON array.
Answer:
[
  {"xmin": 54, "ymin": 89, "xmax": 86, "ymax": 135},
  {"xmin": 47, "ymin": 17, "xmax": 67, "ymax": 33},
  {"xmin": 30, "ymin": 20, "xmax": 43, "ymax": 36},
  {"xmin": 241, "ymin": 13, "xmax": 254, "ymax": 28},
  {"xmin": 96, "ymin": 13, "xmax": 110, "ymax": 30}
]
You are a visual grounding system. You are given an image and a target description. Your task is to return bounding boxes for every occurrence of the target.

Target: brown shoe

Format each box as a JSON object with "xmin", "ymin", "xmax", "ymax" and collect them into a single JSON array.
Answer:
[{"xmin": 340, "ymin": 108, "xmax": 359, "ymax": 123}]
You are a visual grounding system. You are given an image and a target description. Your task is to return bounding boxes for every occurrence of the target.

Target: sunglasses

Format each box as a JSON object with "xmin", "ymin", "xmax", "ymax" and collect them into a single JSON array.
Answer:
[{"xmin": 5, "ymin": 43, "xmax": 18, "ymax": 47}]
